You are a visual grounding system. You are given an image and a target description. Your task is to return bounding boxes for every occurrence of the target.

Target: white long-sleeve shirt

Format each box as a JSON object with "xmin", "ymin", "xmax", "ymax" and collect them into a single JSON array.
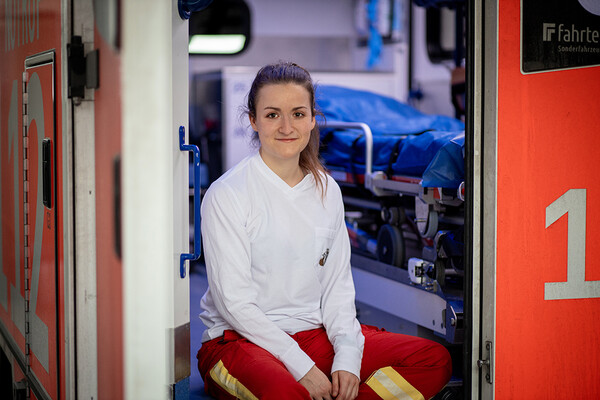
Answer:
[{"xmin": 199, "ymin": 151, "xmax": 364, "ymax": 381}]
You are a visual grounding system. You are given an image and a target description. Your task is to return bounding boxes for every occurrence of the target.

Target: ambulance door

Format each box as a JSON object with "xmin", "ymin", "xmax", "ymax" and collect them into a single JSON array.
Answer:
[
  {"xmin": 71, "ymin": 1, "xmax": 102, "ymax": 399},
  {"xmin": 0, "ymin": 2, "xmax": 66, "ymax": 399},
  {"xmin": 24, "ymin": 51, "xmax": 60, "ymax": 400},
  {"xmin": 120, "ymin": 1, "xmax": 191, "ymax": 398},
  {"xmin": 478, "ymin": 0, "xmax": 600, "ymax": 398},
  {"xmin": 86, "ymin": 0, "xmax": 125, "ymax": 400}
]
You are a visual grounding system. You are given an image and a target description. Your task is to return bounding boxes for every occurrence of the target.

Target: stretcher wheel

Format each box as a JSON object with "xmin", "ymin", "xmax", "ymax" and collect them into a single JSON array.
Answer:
[
  {"xmin": 416, "ymin": 210, "xmax": 439, "ymax": 238},
  {"xmin": 376, "ymin": 224, "xmax": 405, "ymax": 267},
  {"xmin": 381, "ymin": 206, "xmax": 405, "ymax": 225},
  {"xmin": 415, "ymin": 198, "xmax": 438, "ymax": 238}
]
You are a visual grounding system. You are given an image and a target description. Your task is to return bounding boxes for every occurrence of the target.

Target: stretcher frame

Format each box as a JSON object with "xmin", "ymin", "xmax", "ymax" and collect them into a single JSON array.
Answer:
[
  {"xmin": 322, "ymin": 122, "xmax": 465, "ymax": 345},
  {"xmin": 322, "ymin": 122, "xmax": 465, "ymax": 206}
]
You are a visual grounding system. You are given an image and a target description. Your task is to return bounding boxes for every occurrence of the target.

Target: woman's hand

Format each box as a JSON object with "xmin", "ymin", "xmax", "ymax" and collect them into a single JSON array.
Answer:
[
  {"xmin": 331, "ymin": 370, "xmax": 359, "ymax": 400},
  {"xmin": 299, "ymin": 365, "xmax": 333, "ymax": 400}
]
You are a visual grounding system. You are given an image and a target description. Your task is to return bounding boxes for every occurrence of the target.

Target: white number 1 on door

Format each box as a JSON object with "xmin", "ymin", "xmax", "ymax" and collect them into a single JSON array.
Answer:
[{"xmin": 545, "ymin": 189, "xmax": 600, "ymax": 300}]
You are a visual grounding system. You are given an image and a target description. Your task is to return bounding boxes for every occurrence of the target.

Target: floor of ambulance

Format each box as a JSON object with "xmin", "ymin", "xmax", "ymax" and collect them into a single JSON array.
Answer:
[{"xmin": 189, "ymin": 262, "xmax": 213, "ymax": 400}]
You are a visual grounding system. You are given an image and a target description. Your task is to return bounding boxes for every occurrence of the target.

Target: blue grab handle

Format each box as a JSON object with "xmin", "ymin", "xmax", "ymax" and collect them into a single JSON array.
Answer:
[
  {"xmin": 179, "ymin": 126, "xmax": 201, "ymax": 278},
  {"xmin": 178, "ymin": 0, "xmax": 214, "ymax": 19}
]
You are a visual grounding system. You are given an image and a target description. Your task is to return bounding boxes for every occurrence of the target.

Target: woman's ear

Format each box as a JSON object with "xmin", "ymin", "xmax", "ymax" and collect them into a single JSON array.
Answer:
[{"xmin": 249, "ymin": 114, "xmax": 258, "ymax": 132}]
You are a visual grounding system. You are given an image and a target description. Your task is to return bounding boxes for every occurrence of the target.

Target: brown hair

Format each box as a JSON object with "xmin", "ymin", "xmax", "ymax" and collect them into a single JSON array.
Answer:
[{"xmin": 245, "ymin": 62, "xmax": 327, "ymax": 197}]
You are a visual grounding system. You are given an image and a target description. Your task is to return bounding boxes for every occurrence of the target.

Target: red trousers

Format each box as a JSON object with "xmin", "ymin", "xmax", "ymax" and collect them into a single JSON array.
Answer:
[{"xmin": 197, "ymin": 325, "xmax": 452, "ymax": 400}]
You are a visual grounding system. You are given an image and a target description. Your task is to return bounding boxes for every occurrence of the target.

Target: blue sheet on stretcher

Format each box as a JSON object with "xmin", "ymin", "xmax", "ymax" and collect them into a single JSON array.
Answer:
[
  {"xmin": 421, "ymin": 133, "xmax": 465, "ymax": 188},
  {"xmin": 316, "ymin": 85, "xmax": 465, "ymax": 188}
]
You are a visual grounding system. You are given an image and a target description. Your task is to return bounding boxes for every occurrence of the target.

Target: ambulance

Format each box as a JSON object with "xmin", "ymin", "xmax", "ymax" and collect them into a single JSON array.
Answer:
[{"xmin": 1, "ymin": 1, "xmax": 599, "ymax": 399}]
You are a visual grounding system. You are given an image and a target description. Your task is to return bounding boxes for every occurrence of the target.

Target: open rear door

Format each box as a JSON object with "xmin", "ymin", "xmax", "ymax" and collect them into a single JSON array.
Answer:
[
  {"xmin": 480, "ymin": 0, "xmax": 600, "ymax": 398},
  {"xmin": 24, "ymin": 52, "xmax": 60, "ymax": 400},
  {"xmin": 1, "ymin": 2, "xmax": 68, "ymax": 399}
]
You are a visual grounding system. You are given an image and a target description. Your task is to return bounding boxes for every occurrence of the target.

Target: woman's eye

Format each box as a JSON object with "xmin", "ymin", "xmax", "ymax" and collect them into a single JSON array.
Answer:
[
  {"xmin": 294, "ymin": 112, "xmax": 305, "ymax": 118},
  {"xmin": 266, "ymin": 113, "xmax": 277, "ymax": 119}
]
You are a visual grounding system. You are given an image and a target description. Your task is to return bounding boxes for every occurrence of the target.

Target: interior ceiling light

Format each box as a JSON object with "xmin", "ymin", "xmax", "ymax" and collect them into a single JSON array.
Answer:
[
  {"xmin": 189, "ymin": 34, "xmax": 246, "ymax": 54},
  {"xmin": 188, "ymin": 0, "xmax": 251, "ymax": 56}
]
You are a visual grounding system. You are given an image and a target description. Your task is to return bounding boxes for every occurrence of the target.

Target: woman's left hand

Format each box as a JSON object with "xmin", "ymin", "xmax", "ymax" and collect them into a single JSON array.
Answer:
[{"xmin": 331, "ymin": 370, "xmax": 360, "ymax": 400}]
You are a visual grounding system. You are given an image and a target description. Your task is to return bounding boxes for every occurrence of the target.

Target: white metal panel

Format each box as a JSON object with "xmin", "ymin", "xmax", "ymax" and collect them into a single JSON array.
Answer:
[
  {"xmin": 312, "ymin": 71, "xmax": 403, "ymax": 98},
  {"xmin": 60, "ymin": 0, "xmax": 76, "ymax": 398},
  {"xmin": 221, "ymin": 67, "xmax": 258, "ymax": 172},
  {"xmin": 247, "ymin": 0, "xmax": 355, "ymax": 38},
  {"xmin": 171, "ymin": 0, "xmax": 191, "ymax": 329},
  {"xmin": 351, "ymin": 267, "xmax": 447, "ymax": 336},
  {"xmin": 480, "ymin": 1, "xmax": 499, "ymax": 399},
  {"xmin": 72, "ymin": 1, "xmax": 98, "ymax": 399},
  {"xmin": 122, "ymin": 0, "xmax": 186, "ymax": 397},
  {"xmin": 411, "ymin": 5, "xmax": 454, "ymax": 117},
  {"xmin": 170, "ymin": 0, "xmax": 191, "ymax": 387}
]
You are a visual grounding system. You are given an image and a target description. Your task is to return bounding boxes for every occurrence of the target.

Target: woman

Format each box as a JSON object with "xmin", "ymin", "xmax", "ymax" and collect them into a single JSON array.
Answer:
[{"xmin": 197, "ymin": 62, "xmax": 452, "ymax": 400}]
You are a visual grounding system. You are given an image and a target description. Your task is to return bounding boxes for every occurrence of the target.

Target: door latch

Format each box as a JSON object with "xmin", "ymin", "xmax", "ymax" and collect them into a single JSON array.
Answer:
[
  {"xmin": 67, "ymin": 35, "xmax": 99, "ymax": 100},
  {"xmin": 477, "ymin": 341, "xmax": 493, "ymax": 384}
]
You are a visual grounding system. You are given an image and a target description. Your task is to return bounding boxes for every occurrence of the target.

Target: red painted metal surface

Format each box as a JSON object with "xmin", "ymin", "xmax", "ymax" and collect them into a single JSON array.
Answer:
[
  {"xmin": 94, "ymin": 25, "xmax": 124, "ymax": 400},
  {"xmin": 1, "ymin": 1, "xmax": 64, "ymax": 398},
  {"xmin": 495, "ymin": 0, "xmax": 600, "ymax": 397}
]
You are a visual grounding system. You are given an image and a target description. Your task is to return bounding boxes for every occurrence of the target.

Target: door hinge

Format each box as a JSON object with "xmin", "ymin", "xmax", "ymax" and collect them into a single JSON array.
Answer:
[
  {"xmin": 67, "ymin": 35, "xmax": 99, "ymax": 100},
  {"xmin": 22, "ymin": 70, "xmax": 32, "ymax": 374},
  {"xmin": 477, "ymin": 340, "xmax": 493, "ymax": 384}
]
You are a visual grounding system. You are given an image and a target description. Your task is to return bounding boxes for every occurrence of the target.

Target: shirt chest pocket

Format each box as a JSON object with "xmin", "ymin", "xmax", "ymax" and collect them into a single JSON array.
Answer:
[{"xmin": 315, "ymin": 227, "xmax": 336, "ymax": 267}]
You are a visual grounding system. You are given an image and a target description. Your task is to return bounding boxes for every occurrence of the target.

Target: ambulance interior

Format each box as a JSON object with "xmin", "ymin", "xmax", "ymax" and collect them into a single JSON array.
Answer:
[{"xmin": 187, "ymin": 1, "xmax": 469, "ymax": 399}]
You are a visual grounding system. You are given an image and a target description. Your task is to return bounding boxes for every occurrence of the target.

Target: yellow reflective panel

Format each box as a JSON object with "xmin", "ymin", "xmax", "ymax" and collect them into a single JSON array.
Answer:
[
  {"xmin": 209, "ymin": 360, "xmax": 259, "ymax": 400},
  {"xmin": 365, "ymin": 367, "xmax": 425, "ymax": 400}
]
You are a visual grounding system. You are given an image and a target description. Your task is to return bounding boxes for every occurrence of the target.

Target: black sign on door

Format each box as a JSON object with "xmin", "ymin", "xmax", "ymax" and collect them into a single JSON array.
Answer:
[{"xmin": 522, "ymin": 0, "xmax": 600, "ymax": 73}]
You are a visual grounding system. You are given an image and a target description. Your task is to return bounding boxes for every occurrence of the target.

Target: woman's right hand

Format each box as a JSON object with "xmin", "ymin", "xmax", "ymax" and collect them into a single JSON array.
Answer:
[{"xmin": 299, "ymin": 365, "xmax": 333, "ymax": 400}]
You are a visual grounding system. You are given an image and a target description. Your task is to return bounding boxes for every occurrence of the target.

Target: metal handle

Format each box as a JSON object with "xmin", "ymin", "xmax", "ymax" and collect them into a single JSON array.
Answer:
[
  {"xmin": 179, "ymin": 126, "xmax": 201, "ymax": 278},
  {"xmin": 178, "ymin": 0, "xmax": 214, "ymax": 19},
  {"xmin": 323, "ymin": 122, "xmax": 373, "ymax": 176},
  {"xmin": 42, "ymin": 138, "xmax": 52, "ymax": 208},
  {"xmin": 322, "ymin": 121, "xmax": 412, "ymax": 197}
]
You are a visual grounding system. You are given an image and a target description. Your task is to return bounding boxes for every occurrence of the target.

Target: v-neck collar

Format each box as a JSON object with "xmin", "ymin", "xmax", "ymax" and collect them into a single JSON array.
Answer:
[{"xmin": 252, "ymin": 152, "xmax": 313, "ymax": 194}]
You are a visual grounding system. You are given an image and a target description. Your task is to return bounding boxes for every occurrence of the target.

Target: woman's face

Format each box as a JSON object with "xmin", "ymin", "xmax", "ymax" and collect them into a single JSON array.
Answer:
[{"xmin": 249, "ymin": 83, "xmax": 315, "ymax": 168}]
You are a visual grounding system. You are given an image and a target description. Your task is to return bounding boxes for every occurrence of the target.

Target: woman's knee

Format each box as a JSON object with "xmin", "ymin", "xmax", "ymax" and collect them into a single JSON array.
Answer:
[{"xmin": 428, "ymin": 341, "xmax": 452, "ymax": 372}]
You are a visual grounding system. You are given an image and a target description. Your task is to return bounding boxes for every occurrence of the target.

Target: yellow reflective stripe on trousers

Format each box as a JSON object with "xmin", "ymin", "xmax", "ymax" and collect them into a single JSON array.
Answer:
[
  {"xmin": 209, "ymin": 359, "xmax": 259, "ymax": 400},
  {"xmin": 366, "ymin": 367, "xmax": 425, "ymax": 400}
]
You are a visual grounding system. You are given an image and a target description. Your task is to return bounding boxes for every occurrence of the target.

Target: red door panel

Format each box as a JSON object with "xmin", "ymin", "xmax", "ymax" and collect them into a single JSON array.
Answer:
[
  {"xmin": 1, "ymin": 1, "xmax": 63, "ymax": 399},
  {"xmin": 94, "ymin": 24, "xmax": 124, "ymax": 400},
  {"xmin": 495, "ymin": 0, "xmax": 600, "ymax": 397},
  {"xmin": 25, "ymin": 58, "xmax": 58, "ymax": 400}
]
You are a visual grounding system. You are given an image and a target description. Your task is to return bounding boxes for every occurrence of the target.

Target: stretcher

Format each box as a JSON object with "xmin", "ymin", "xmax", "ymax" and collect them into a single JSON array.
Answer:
[
  {"xmin": 317, "ymin": 85, "xmax": 465, "ymax": 193},
  {"xmin": 316, "ymin": 85, "xmax": 465, "ymax": 344}
]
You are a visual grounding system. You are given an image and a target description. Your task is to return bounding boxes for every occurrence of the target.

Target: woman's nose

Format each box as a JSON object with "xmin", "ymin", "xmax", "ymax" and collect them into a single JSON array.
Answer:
[{"xmin": 279, "ymin": 116, "xmax": 293, "ymax": 134}]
